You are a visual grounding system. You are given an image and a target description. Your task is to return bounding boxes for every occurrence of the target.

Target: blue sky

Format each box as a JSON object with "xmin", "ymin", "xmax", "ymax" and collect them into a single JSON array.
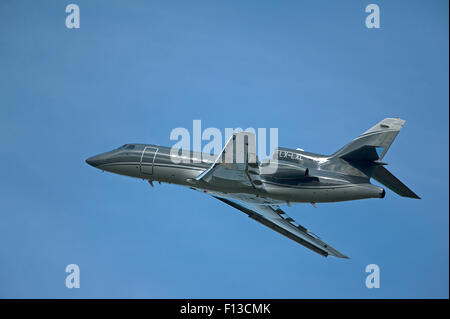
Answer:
[{"xmin": 0, "ymin": 0, "xmax": 448, "ymax": 298}]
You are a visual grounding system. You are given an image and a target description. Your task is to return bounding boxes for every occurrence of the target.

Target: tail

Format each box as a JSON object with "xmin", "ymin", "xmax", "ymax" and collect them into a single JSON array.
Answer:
[{"xmin": 333, "ymin": 118, "xmax": 420, "ymax": 199}]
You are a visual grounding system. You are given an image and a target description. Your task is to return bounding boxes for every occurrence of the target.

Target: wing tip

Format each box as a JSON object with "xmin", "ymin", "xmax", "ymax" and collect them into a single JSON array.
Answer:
[
  {"xmin": 400, "ymin": 192, "xmax": 421, "ymax": 199},
  {"xmin": 326, "ymin": 251, "xmax": 350, "ymax": 259},
  {"xmin": 333, "ymin": 254, "xmax": 350, "ymax": 259}
]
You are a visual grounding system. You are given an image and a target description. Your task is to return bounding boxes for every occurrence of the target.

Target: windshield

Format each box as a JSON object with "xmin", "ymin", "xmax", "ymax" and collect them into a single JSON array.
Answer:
[{"xmin": 119, "ymin": 144, "xmax": 135, "ymax": 150}]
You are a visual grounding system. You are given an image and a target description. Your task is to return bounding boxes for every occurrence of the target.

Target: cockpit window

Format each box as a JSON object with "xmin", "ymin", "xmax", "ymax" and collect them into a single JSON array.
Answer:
[{"xmin": 119, "ymin": 144, "xmax": 135, "ymax": 150}]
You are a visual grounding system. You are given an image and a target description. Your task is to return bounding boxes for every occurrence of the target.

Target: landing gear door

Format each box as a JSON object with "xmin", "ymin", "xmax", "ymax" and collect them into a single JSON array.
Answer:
[{"xmin": 140, "ymin": 147, "xmax": 158, "ymax": 175}]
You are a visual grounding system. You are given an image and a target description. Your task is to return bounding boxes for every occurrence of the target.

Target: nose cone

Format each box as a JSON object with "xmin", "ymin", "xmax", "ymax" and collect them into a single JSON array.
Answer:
[{"xmin": 86, "ymin": 154, "xmax": 104, "ymax": 168}]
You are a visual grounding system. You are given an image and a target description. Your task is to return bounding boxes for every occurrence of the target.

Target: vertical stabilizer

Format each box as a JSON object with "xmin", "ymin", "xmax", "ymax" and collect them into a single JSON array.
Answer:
[{"xmin": 333, "ymin": 118, "xmax": 406, "ymax": 162}]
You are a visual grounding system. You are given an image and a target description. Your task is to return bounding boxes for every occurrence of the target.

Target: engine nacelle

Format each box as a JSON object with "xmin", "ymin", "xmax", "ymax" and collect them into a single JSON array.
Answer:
[{"xmin": 272, "ymin": 165, "xmax": 308, "ymax": 180}]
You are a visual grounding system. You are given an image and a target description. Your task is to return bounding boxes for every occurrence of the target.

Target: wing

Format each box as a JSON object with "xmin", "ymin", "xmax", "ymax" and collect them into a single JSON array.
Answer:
[
  {"xmin": 195, "ymin": 132, "xmax": 262, "ymax": 188},
  {"xmin": 213, "ymin": 196, "xmax": 349, "ymax": 259}
]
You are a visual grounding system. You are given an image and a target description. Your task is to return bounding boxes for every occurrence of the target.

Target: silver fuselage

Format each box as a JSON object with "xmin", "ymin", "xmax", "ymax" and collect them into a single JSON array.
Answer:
[{"xmin": 86, "ymin": 144, "xmax": 385, "ymax": 204}]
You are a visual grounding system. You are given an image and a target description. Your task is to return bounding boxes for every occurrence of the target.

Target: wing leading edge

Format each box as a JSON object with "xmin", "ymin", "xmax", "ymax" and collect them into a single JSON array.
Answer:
[{"xmin": 213, "ymin": 196, "xmax": 349, "ymax": 258}]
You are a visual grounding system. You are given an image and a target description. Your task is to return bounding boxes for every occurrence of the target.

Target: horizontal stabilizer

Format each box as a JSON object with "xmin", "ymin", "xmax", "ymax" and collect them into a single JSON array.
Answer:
[{"xmin": 372, "ymin": 166, "xmax": 420, "ymax": 199}]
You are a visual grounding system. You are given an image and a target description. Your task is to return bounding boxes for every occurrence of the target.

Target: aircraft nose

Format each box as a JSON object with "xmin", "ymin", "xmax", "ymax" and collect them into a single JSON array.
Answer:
[{"xmin": 85, "ymin": 154, "xmax": 103, "ymax": 168}]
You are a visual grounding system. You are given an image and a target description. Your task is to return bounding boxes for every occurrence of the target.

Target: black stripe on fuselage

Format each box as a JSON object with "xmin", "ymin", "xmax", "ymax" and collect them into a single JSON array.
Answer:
[{"xmin": 98, "ymin": 162, "xmax": 206, "ymax": 171}]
